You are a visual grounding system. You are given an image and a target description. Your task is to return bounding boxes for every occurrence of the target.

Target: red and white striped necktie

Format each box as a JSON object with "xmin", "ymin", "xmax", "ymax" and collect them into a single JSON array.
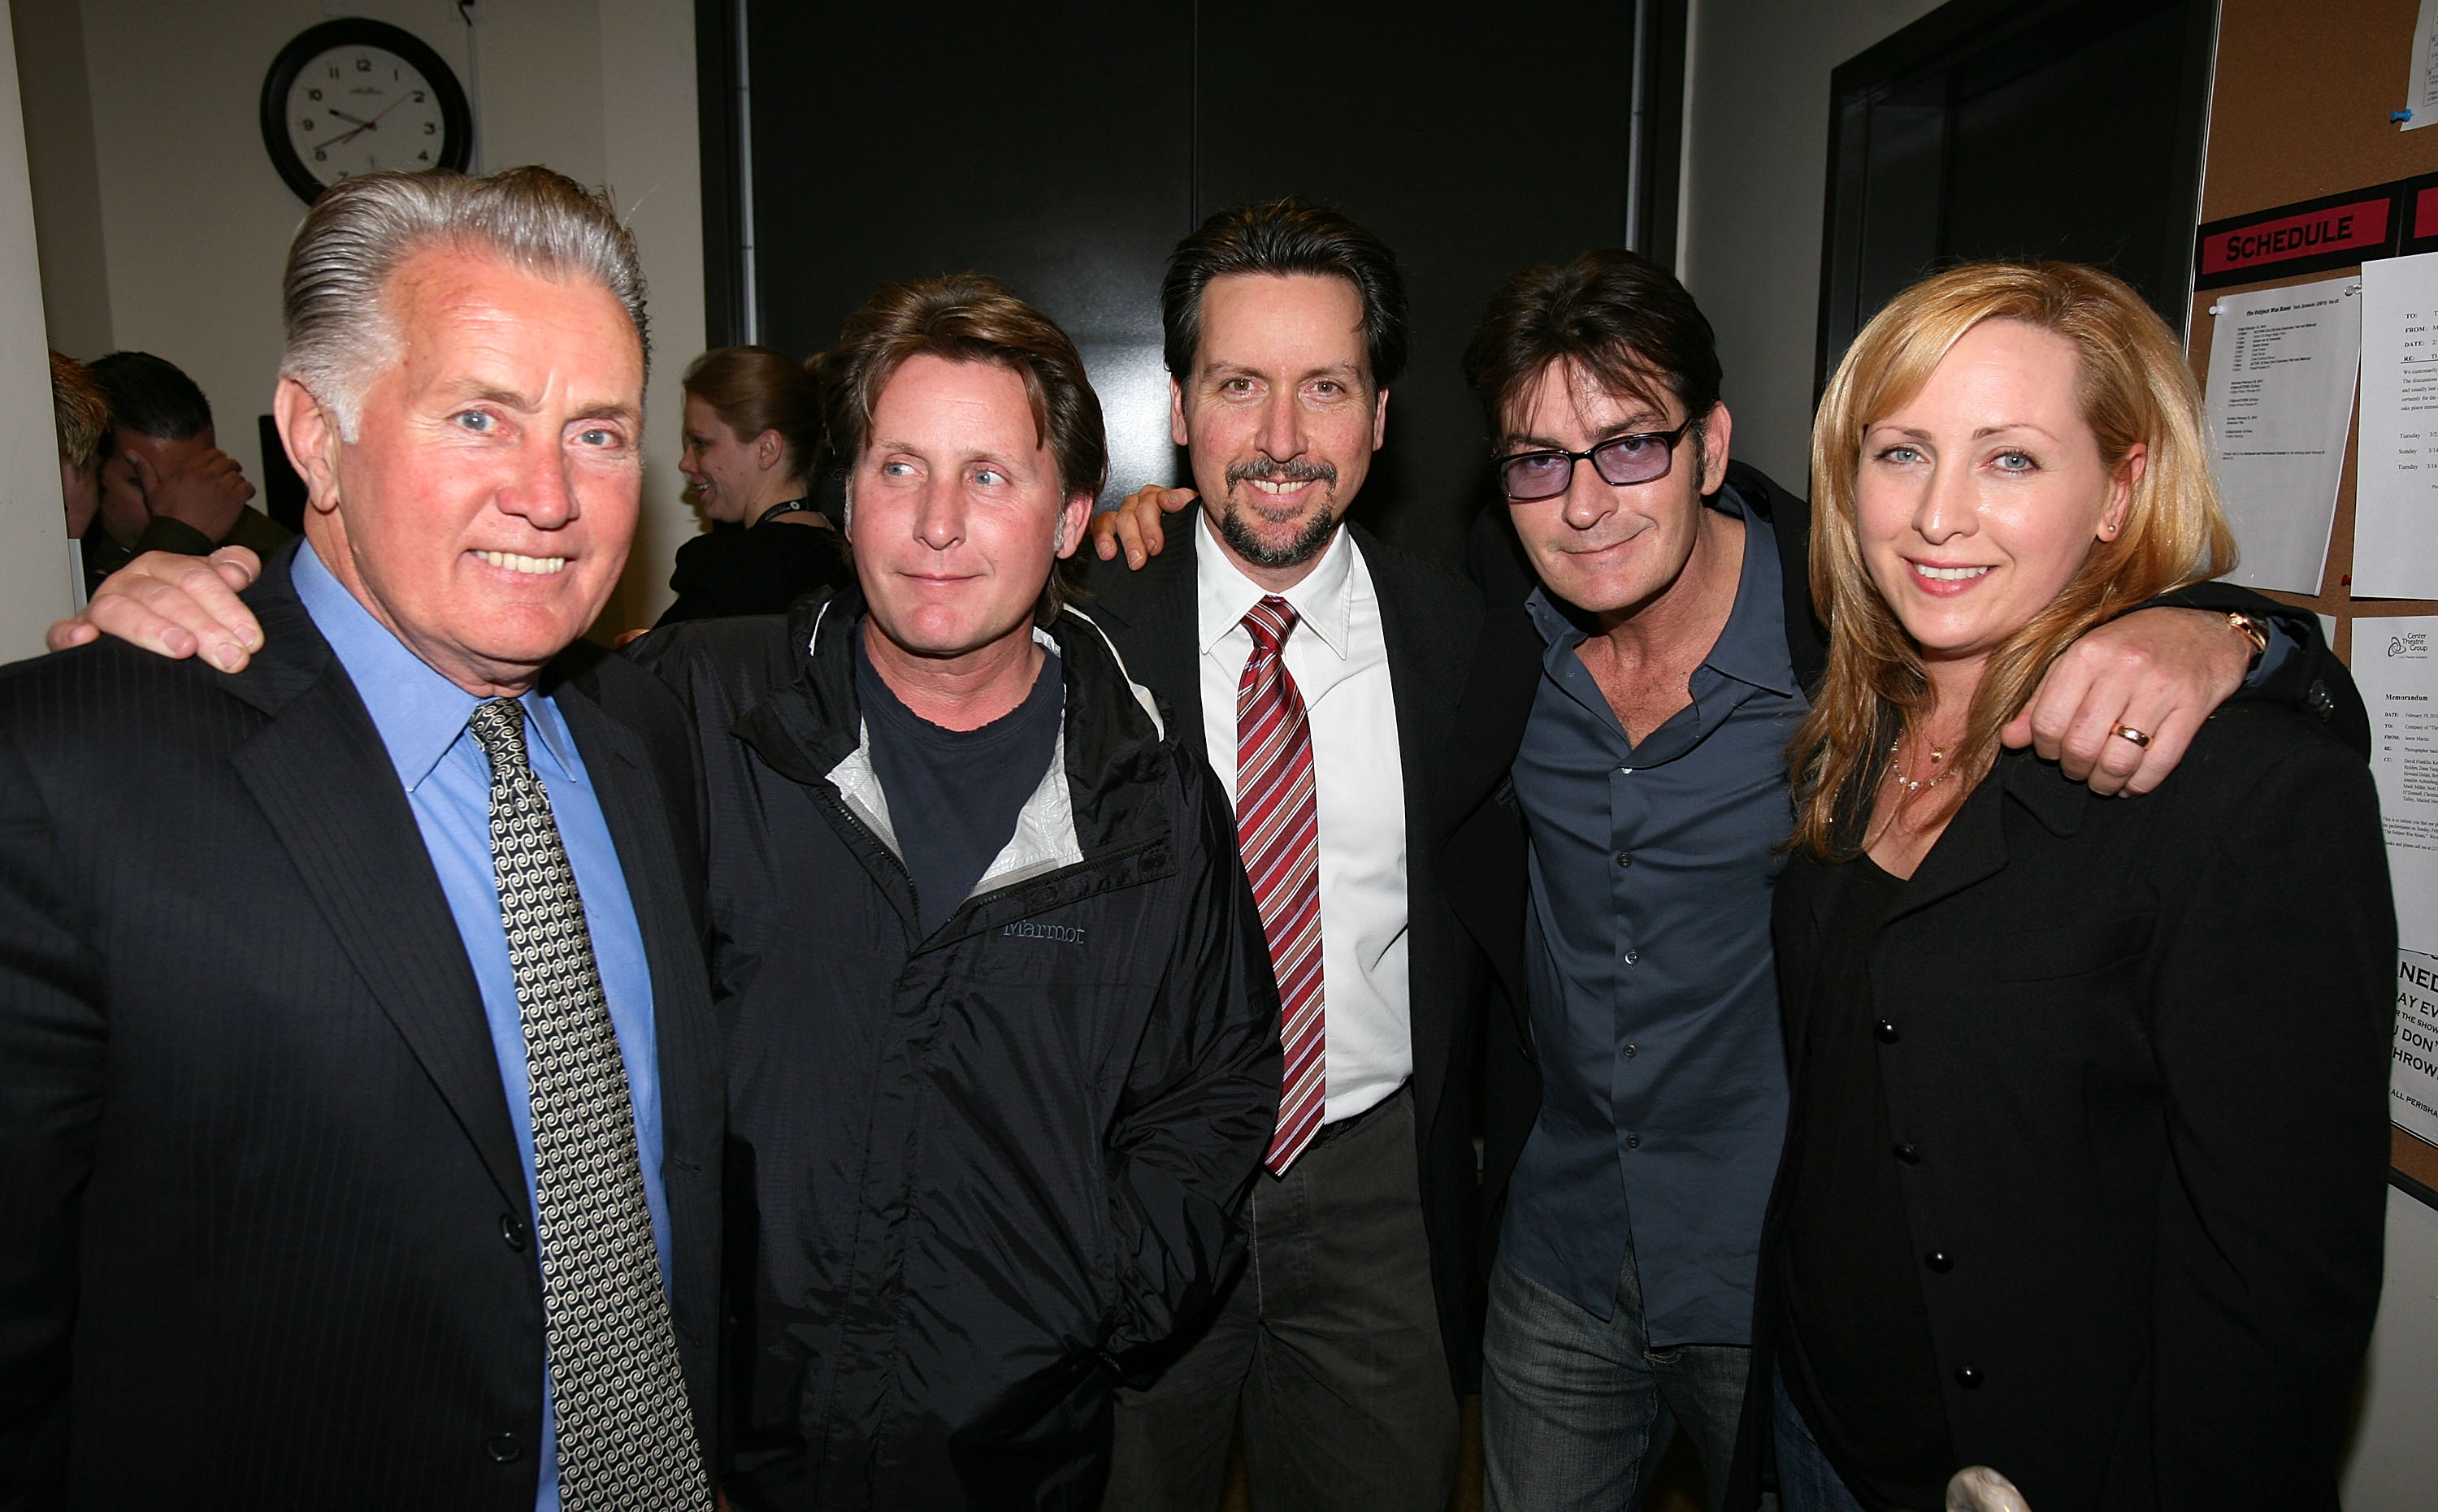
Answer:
[{"xmin": 1237, "ymin": 596, "xmax": 1324, "ymax": 1174}]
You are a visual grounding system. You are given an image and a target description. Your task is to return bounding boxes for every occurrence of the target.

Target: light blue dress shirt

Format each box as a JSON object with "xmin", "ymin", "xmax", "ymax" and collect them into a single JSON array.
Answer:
[{"xmin": 294, "ymin": 545, "xmax": 669, "ymax": 1511}]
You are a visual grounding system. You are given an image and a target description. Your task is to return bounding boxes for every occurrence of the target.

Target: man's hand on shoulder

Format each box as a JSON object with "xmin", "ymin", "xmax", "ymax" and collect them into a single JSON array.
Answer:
[
  {"xmin": 2005, "ymin": 605, "xmax": 2254, "ymax": 796},
  {"xmin": 46, "ymin": 546, "xmax": 267, "ymax": 672},
  {"xmin": 1087, "ymin": 484, "xmax": 1198, "ymax": 570}
]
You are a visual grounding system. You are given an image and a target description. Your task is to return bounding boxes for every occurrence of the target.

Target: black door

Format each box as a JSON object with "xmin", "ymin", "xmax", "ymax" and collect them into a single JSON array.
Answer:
[{"xmin": 1815, "ymin": 0, "xmax": 2218, "ymax": 396}]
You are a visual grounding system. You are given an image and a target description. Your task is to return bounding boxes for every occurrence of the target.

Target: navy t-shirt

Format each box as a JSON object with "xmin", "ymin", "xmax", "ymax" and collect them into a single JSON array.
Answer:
[{"xmin": 854, "ymin": 626, "xmax": 1065, "ymax": 937}]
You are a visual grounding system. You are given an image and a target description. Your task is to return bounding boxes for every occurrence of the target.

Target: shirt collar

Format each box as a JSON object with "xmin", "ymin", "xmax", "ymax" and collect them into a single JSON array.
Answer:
[
  {"xmin": 291, "ymin": 542, "xmax": 580, "ymax": 791},
  {"xmin": 1524, "ymin": 485, "xmax": 1800, "ymax": 699},
  {"xmin": 1195, "ymin": 509, "xmax": 1357, "ymax": 660}
]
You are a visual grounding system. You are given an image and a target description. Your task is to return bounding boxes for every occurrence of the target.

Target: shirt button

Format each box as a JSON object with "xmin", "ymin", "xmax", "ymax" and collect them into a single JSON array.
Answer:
[
  {"xmin": 1623, "ymin": 950, "xmax": 1641, "ymax": 966},
  {"xmin": 1874, "ymin": 1020, "xmax": 1901, "ymax": 1044},
  {"xmin": 1893, "ymin": 1142, "xmax": 1920, "ymax": 1165},
  {"xmin": 498, "ymin": 1214, "xmax": 528, "ymax": 1251},
  {"xmin": 1954, "ymin": 1367, "xmax": 1982, "ymax": 1390},
  {"xmin": 1625, "ymin": 1133, "xmax": 1641, "ymax": 1149},
  {"xmin": 1623, "ymin": 1044, "xmax": 1638, "ymax": 1059},
  {"xmin": 1615, "ymin": 852, "xmax": 1633, "ymax": 869},
  {"xmin": 1924, "ymin": 1250, "xmax": 1954, "ymax": 1272},
  {"xmin": 485, "ymin": 1432, "xmax": 521, "ymax": 1462}
]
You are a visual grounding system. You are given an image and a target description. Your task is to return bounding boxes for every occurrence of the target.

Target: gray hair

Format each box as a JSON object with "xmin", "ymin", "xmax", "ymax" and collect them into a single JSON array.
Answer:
[{"xmin": 280, "ymin": 165, "xmax": 649, "ymax": 438}]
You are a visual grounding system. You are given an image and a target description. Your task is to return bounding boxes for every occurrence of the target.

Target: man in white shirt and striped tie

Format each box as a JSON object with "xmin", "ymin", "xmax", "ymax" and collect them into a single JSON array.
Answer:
[{"xmin": 1082, "ymin": 198, "xmax": 1485, "ymax": 1511}]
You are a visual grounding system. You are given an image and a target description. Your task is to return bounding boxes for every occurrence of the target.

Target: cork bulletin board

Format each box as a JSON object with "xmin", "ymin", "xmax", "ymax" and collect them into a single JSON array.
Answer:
[{"xmin": 2184, "ymin": 0, "xmax": 2438, "ymax": 1199}]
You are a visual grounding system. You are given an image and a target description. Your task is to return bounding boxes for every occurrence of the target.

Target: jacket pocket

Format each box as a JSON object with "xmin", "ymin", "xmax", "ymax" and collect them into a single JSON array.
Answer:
[{"xmin": 1991, "ymin": 912, "xmax": 2155, "ymax": 982}]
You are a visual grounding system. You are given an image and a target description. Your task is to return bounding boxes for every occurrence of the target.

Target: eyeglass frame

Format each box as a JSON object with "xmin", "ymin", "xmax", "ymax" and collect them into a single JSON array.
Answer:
[{"xmin": 1495, "ymin": 414, "xmax": 1701, "ymax": 503}]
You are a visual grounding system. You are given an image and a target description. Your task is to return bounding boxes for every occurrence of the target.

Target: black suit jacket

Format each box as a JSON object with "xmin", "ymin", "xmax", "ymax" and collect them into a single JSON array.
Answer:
[
  {"xmin": 1076, "ymin": 512, "xmax": 1486, "ymax": 1393},
  {"xmin": 0, "ymin": 545, "xmax": 722, "ymax": 1510},
  {"xmin": 1739, "ymin": 713, "xmax": 2391, "ymax": 1510},
  {"xmin": 1438, "ymin": 460, "xmax": 2370, "ymax": 1291}
]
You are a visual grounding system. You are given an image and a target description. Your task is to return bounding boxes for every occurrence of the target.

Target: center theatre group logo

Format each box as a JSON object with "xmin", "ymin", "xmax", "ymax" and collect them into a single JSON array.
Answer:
[
  {"xmin": 2389, "ymin": 631, "xmax": 2429, "ymax": 659},
  {"xmin": 1003, "ymin": 920, "xmax": 1087, "ymax": 945}
]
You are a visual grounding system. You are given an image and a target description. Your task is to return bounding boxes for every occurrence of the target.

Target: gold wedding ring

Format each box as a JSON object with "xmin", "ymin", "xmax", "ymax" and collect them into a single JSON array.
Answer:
[{"xmin": 2112, "ymin": 724, "xmax": 2153, "ymax": 747}]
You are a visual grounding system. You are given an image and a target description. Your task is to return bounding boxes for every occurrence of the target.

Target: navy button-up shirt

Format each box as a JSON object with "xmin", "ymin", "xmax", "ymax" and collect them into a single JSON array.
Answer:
[{"xmin": 1500, "ymin": 490, "xmax": 1805, "ymax": 1345}]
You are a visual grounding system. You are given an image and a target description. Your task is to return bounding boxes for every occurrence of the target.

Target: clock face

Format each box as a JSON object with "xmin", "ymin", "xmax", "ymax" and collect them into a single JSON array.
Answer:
[{"xmin": 282, "ymin": 46, "xmax": 450, "ymax": 188}]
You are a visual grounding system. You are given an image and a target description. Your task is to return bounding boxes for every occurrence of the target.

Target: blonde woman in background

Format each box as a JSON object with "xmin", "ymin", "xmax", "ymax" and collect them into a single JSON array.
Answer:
[{"xmin": 1736, "ymin": 262, "xmax": 2392, "ymax": 1512}]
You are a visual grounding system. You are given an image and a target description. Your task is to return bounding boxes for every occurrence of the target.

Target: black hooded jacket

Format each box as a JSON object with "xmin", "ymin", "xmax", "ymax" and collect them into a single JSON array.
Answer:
[{"xmin": 628, "ymin": 587, "xmax": 1282, "ymax": 1511}]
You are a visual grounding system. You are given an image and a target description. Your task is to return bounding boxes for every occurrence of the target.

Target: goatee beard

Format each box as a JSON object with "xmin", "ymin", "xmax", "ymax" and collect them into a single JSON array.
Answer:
[{"xmin": 1217, "ymin": 493, "xmax": 1339, "ymax": 569}]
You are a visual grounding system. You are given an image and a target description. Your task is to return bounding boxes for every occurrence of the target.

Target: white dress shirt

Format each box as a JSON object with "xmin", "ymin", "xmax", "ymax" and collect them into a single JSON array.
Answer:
[{"xmin": 1197, "ymin": 513, "xmax": 1411, "ymax": 1124}]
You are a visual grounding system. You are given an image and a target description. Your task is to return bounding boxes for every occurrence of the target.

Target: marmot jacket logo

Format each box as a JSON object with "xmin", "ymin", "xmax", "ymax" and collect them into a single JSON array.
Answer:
[{"xmin": 1002, "ymin": 921, "xmax": 1087, "ymax": 945}]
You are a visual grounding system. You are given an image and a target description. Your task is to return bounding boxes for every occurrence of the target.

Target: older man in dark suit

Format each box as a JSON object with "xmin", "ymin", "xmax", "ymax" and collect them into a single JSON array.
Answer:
[{"xmin": 0, "ymin": 167, "xmax": 719, "ymax": 1510}]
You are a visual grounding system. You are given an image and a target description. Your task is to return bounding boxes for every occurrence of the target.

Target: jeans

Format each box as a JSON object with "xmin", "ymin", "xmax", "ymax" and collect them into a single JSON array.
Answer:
[
  {"xmin": 1104, "ymin": 1085, "xmax": 1459, "ymax": 1511},
  {"xmin": 1481, "ymin": 1250, "xmax": 1748, "ymax": 1512},
  {"xmin": 1771, "ymin": 1367, "xmax": 1868, "ymax": 1512}
]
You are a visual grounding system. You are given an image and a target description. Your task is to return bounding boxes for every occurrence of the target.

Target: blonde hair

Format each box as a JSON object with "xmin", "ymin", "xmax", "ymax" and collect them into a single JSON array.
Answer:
[{"xmin": 1789, "ymin": 262, "xmax": 2235, "ymax": 859}]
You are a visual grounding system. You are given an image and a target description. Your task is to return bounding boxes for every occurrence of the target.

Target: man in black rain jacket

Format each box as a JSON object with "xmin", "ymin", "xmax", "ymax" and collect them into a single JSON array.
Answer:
[{"xmin": 631, "ymin": 275, "xmax": 1282, "ymax": 1510}]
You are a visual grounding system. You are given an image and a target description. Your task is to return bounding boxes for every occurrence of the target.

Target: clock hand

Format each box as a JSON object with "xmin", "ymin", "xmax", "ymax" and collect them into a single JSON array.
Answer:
[
  {"xmin": 326, "ymin": 108, "xmax": 371, "ymax": 127},
  {"xmin": 314, "ymin": 90, "xmax": 421, "ymax": 154},
  {"xmin": 354, "ymin": 93, "xmax": 417, "ymax": 132}
]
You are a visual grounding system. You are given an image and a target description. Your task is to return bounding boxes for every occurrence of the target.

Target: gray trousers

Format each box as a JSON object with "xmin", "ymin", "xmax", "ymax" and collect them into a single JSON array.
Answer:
[{"xmin": 1103, "ymin": 1084, "xmax": 1460, "ymax": 1511}]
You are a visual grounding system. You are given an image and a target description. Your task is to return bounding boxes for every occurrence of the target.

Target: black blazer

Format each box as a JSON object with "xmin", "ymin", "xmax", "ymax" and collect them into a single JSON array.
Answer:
[
  {"xmin": 1737, "ymin": 711, "xmax": 2392, "ymax": 1510},
  {"xmin": 1438, "ymin": 461, "xmax": 2371, "ymax": 1280},
  {"xmin": 0, "ymin": 546, "xmax": 723, "ymax": 1510},
  {"xmin": 1075, "ymin": 511, "xmax": 1486, "ymax": 1393}
]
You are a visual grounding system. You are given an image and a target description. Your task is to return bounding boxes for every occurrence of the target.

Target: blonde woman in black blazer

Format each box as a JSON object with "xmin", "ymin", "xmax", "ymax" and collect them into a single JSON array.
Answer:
[{"xmin": 1733, "ymin": 263, "xmax": 2393, "ymax": 1512}]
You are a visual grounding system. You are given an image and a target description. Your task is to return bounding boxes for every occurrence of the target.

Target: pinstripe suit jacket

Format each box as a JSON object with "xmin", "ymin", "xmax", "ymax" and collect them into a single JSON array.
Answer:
[{"xmin": 0, "ymin": 546, "xmax": 722, "ymax": 1510}]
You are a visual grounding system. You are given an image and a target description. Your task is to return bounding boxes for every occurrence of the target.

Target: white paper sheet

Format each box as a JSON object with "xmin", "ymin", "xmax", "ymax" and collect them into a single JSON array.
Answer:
[
  {"xmin": 2352, "ymin": 615, "xmax": 2438, "ymax": 1145},
  {"xmin": 2205, "ymin": 278, "xmax": 2359, "ymax": 594},
  {"xmin": 2357, "ymin": 252, "xmax": 2438, "ymax": 600},
  {"xmin": 2407, "ymin": 0, "xmax": 2438, "ymax": 130}
]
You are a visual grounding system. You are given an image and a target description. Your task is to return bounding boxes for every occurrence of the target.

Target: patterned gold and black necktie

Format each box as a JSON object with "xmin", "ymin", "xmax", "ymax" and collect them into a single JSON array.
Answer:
[{"xmin": 468, "ymin": 698, "xmax": 709, "ymax": 1512}]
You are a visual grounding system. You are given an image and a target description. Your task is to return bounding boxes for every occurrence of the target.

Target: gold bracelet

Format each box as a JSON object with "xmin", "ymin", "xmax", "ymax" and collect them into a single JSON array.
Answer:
[{"xmin": 2226, "ymin": 610, "xmax": 2269, "ymax": 670}]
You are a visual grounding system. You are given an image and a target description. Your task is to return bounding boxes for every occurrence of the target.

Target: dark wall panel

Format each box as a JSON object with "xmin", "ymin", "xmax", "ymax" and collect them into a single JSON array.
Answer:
[
  {"xmin": 1191, "ymin": 2, "xmax": 1635, "ymax": 560},
  {"xmin": 736, "ymin": 2, "xmax": 1646, "ymax": 564},
  {"xmin": 745, "ymin": 2, "xmax": 1195, "ymax": 507}
]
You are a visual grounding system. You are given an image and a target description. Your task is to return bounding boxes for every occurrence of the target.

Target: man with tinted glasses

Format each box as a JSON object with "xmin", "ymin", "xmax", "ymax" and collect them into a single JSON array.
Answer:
[{"xmin": 1437, "ymin": 249, "xmax": 2357, "ymax": 1511}]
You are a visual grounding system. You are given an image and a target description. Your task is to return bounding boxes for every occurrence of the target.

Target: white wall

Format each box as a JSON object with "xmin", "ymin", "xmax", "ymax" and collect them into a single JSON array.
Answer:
[
  {"xmin": 1677, "ymin": 0, "xmax": 1946, "ymax": 490},
  {"xmin": 2346, "ymin": 1188, "xmax": 2438, "ymax": 1509},
  {"xmin": 0, "ymin": 0, "xmax": 74, "ymax": 652},
  {"xmin": 20, "ymin": 0, "xmax": 703, "ymax": 630}
]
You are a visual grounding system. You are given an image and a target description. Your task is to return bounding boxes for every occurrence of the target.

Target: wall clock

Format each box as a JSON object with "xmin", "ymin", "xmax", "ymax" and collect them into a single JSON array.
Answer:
[{"xmin": 258, "ymin": 19, "xmax": 473, "ymax": 205}]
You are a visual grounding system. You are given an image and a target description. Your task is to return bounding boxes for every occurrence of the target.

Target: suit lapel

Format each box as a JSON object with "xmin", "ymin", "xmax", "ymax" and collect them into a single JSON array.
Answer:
[
  {"xmin": 1882, "ymin": 769, "xmax": 2011, "ymax": 927},
  {"xmin": 553, "ymin": 682, "xmax": 719, "ymax": 1173},
  {"xmin": 224, "ymin": 583, "xmax": 527, "ymax": 1212},
  {"xmin": 1353, "ymin": 526, "xmax": 1466, "ymax": 1125}
]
